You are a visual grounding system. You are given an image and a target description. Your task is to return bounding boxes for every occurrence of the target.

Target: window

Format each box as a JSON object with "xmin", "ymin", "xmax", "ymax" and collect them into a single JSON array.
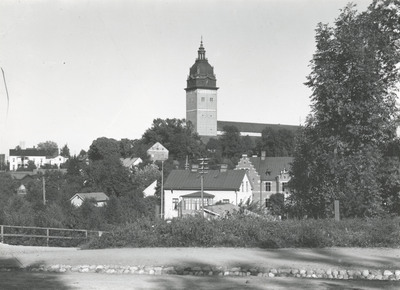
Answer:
[
  {"xmin": 241, "ymin": 183, "xmax": 244, "ymax": 192},
  {"xmin": 265, "ymin": 182, "xmax": 271, "ymax": 192},
  {"xmin": 222, "ymin": 199, "xmax": 230, "ymax": 204},
  {"xmin": 172, "ymin": 198, "xmax": 179, "ymax": 210},
  {"xmin": 282, "ymin": 182, "xmax": 288, "ymax": 192},
  {"xmin": 201, "ymin": 97, "xmax": 205, "ymax": 102},
  {"xmin": 246, "ymin": 181, "xmax": 249, "ymax": 192},
  {"xmin": 210, "ymin": 97, "xmax": 214, "ymax": 102}
]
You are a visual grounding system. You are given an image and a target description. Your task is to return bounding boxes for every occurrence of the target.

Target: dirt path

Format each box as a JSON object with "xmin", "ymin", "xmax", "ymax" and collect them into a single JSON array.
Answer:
[{"xmin": 1, "ymin": 243, "xmax": 400, "ymax": 271}]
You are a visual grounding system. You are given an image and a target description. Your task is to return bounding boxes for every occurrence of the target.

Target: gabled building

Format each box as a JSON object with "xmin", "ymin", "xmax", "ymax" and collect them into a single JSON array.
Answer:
[
  {"xmin": 163, "ymin": 166, "xmax": 252, "ymax": 219},
  {"xmin": 120, "ymin": 157, "xmax": 143, "ymax": 170},
  {"xmin": 70, "ymin": 192, "xmax": 109, "ymax": 207},
  {"xmin": 235, "ymin": 154, "xmax": 293, "ymax": 206},
  {"xmin": 147, "ymin": 142, "xmax": 169, "ymax": 162}
]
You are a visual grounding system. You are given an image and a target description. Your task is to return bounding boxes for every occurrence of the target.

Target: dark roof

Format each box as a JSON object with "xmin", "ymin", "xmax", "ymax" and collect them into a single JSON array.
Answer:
[
  {"xmin": 164, "ymin": 170, "xmax": 246, "ymax": 191},
  {"xmin": 186, "ymin": 41, "xmax": 217, "ymax": 91},
  {"xmin": 217, "ymin": 121, "xmax": 299, "ymax": 134},
  {"xmin": 9, "ymin": 148, "xmax": 47, "ymax": 157},
  {"xmin": 9, "ymin": 171, "xmax": 37, "ymax": 180},
  {"xmin": 71, "ymin": 192, "xmax": 109, "ymax": 202},
  {"xmin": 181, "ymin": 191, "xmax": 215, "ymax": 198},
  {"xmin": 248, "ymin": 157, "xmax": 293, "ymax": 181}
]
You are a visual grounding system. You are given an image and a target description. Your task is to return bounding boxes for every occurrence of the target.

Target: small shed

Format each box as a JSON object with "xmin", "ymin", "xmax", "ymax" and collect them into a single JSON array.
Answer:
[{"xmin": 70, "ymin": 192, "xmax": 109, "ymax": 207}]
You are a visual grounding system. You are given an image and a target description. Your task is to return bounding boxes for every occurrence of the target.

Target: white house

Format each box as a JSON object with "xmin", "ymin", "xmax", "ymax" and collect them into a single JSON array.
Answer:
[
  {"xmin": 147, "ymin": 142, "xmax": 168, "ymax": 162},
  {"xmin": 47, "ymin": 154, "xmax": 69, "ymax": 168},
  {"xmin": 9, "ymin": 148, "xmax": 47, "ymax": 171},
  {"xmin": 143, "ymin": 180, "xmax": 157, "ymax": 197},
  {"xmin": 163, "ymin": 166, "xmax": 252, "ymax": 219},
  {"xmin": 8, "ymin": 148, "xmax": 68, "ymax": 171},
  {"xmin": 120, "ymin": 157, "xmax": 142, "ymax": 170},
  {"xmin": 70, "ymin": 192, "xmax": 109, "ymax": 207}
]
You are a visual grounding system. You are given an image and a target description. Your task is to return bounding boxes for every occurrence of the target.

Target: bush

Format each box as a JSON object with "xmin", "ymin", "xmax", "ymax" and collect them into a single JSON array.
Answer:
[{"xmin": 86, "ymin": 216, "xmax": 400, "ymax": 249}]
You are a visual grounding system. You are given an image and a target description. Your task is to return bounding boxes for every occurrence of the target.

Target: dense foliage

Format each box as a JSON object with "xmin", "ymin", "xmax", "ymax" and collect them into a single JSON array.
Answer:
[
  {"xmin": 86, "ymin": 215, "xmax": 400, "ymax": 249},
  {"xmin": 289, "ymin": 1, "xmax": 400, "ymax": 218}
]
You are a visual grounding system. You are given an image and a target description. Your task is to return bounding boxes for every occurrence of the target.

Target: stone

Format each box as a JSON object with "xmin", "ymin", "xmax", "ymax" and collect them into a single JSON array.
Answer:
[
  {"xmin": 383, "ymin": 270, "xmax": 393, "ymax": 276},
  {"xmin": 268, "ymin": 273, "xmax": 275, "ymax": 278},
  {"xmin": 299, "ymin": 269, "xmax": 306, "ymax": 275},
  {"xmin": 395, "ymin": 270, "xmax": 400, "ymax": 276},
  {"xmin": 362, "ymin": 270, "xmax": 369, "ymax": 277},
  {"xmin": 375, "ymin": 274, "xmax": 383, "ymax": 280},
  {"xmin": 291, "ymin": 269, "xmax": 299, "ymax": 275},
  {"xmin": 270, "ymin": 268, "xmax": 278, "ymax": 274}
]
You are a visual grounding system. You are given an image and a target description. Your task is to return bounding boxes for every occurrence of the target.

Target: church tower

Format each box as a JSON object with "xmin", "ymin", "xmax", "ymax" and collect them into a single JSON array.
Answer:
[{"xmin": 185, "ymin": 40, "xmax": 218, "ymax": 136}]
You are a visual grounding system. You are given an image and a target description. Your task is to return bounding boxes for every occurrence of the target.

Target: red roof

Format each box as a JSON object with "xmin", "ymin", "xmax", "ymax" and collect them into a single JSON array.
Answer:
[{"xmin": 164, "ymin": 170, "xmax": 246, "ymax": 191}]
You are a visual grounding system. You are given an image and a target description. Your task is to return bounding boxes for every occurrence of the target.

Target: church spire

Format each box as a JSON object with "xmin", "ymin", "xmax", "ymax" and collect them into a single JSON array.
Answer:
[{"xmin": 197, "ymin": 37, "xmax": 206, "ymax": 60}]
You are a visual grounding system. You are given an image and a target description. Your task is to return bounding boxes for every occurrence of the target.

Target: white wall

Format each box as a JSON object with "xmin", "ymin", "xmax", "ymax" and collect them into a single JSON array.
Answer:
[{"xmin": 164, "ymin": 174, "xmax": 252, "ymax": 219}]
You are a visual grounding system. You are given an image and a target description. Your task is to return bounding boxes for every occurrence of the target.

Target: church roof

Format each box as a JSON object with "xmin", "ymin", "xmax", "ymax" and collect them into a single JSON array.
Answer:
[
  {"xmin": 217, "ymin": 121, "xmax": 299, "ymax": 134},
  {"xmin": 186, "ymin": 40, "xmax": 218, "ymax": 91}
]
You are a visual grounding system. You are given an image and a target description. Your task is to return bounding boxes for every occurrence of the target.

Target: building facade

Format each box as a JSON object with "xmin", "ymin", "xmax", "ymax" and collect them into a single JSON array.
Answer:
[
  {"xmin": 163, "ymin": 167, "xmax": 252, "ymax": 219},
  {"xmin": 185, "ymin": 41, "xmax": 218, "ymax": 136},
  {"xmin": 235, "ymin": 154, "xmax": 293, "ymax": 205}
]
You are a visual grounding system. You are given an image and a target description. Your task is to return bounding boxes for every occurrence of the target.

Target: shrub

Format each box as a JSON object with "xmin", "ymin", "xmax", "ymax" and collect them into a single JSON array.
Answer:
[{"xmin": 86, "ymin": 216, "xmax": 400, "ymax": 249}]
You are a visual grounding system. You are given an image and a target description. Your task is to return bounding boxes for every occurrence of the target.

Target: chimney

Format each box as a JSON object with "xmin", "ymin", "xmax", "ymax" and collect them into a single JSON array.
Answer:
[
  {"xmin": 220, "ymin": 164, "xmax": 228, "ymax": 172},
  {"xmin": 261, "ymin": 151, "xmax": 266, "ymax": 161}
]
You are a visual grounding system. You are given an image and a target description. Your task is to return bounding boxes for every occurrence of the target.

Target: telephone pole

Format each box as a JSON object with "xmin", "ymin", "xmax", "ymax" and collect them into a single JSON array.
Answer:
[{"xmin": 198, "ymin": 157, "xmax": 209, "ymax": 218}]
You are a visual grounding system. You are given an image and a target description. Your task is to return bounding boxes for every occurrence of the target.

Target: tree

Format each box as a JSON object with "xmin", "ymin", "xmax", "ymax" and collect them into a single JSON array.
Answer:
[
  {"xmin": 290, "ymin": 1, "xmax": 400, "ymax": 218},
  {"xmin": 60, "ymin": 144, "xmax": 71, "ymax": 158},
  {"xmin": 219, "ymin": 125, "xmax": 242, "ymax": 159},
  {"xmin": 88, "ymin": 137, "xmax": 120, "ymax": 161},
  {"xmin": 142, "ymin": 118, "xmax": 205, "ymax": 163},
  {"xmin": 256, "ymin": 127, "xmax": 296, "ymax": 157},
  {"xmin": 86, "ymin": 155, "xmax": 133, "ymax": 197},
  {"xmin": 37, "ymin": 141, "xmax": 59, "ymax": 157}
]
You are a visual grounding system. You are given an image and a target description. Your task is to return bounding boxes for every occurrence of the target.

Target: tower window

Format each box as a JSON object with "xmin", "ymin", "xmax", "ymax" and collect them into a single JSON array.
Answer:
[
  {"xmin": 201, "ymin": 97, "xmax": 205, "ymax": 102},
  {"xmin": 210, "ymin": 98, "xmax": 213, "ymax": 102}
]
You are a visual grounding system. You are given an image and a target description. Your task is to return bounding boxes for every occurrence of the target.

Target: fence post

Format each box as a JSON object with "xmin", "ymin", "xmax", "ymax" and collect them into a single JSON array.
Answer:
[
  {"xmin": 85, "ymin": 230, "xmax": 88, "ymax": 240},
  {"xmin": 46, "ymin": 228, "xmax": 49, "ymax": 247},
  {"xmin": 1, "ymin": 225, "xmax": 3, "ymax": 244}
]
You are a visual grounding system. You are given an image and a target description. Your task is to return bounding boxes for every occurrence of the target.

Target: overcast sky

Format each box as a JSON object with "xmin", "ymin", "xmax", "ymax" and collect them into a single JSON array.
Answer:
[{"xmin": 0, "ymin": 0, "xmax": 371, "ymax": 156}]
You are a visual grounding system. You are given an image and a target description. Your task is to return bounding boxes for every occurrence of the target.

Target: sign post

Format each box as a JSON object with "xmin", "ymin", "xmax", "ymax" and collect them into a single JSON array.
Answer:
[
  {"xmin": 334, "ymin": 200, "xmax": 340, "ymax": 221},
  {"xmin": 148, "ymin": 143, "xmax": 169, "ymax": 219}
]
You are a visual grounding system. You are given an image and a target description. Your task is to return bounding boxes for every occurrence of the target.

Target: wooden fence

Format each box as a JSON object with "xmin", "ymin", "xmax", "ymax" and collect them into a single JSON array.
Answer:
[{"xmin": 0, "ymin": 225, "xmax": 105, "ymax": 247}]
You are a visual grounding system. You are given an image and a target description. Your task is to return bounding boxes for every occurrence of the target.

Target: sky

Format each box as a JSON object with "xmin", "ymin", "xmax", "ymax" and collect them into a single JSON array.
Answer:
[{"xmin": 0, "ymin": 0, "xmax": 371, "ymax": 156}]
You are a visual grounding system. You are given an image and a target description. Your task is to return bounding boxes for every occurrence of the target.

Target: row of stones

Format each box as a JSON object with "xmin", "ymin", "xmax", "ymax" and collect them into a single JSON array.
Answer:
[{"xmin": 4, "ymin": 264, "xmax": 400, "ymax": 281}]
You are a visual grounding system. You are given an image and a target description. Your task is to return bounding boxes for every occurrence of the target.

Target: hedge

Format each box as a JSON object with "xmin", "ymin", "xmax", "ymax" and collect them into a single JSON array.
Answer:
[{"xmin": 86, "ymin": 216, "xmax": 400, "ymax": 249}]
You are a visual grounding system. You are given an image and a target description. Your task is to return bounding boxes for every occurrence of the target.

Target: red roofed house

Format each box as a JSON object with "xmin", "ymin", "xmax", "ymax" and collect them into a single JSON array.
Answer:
[
  {"xmin": 163, "ymin": 166, "xmax": 252, "ymax": 219},
  {"xmin": 235, "ymin": 154, "xmax": 293, "ymax": 206},
  {"xmin": 70, "ymin": 192, "xmax": 109, "ymax": 207}
]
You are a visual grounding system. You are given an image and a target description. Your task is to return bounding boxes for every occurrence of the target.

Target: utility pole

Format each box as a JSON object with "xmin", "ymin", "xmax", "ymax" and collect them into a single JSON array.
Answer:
[
  {"xmin": 198, "ymin": 157, "xmax": 209, "ymax": 218},
  {"xmin": 42, "ymin": 176, "xmax": 46, "ymax": 205},
  {"xmin": 161, "ymin": 160, "xmax": 164, "ymax": 219}
]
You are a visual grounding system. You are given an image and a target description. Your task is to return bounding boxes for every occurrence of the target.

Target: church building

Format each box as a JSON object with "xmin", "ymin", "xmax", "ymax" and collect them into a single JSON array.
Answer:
[
  {"xmin": 185, "ymin": 40, "xmax": 298, "ymax": 138},
  {"xmin": 185, "ymin": 40, "xmax": 218, "ymax": 136}
]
